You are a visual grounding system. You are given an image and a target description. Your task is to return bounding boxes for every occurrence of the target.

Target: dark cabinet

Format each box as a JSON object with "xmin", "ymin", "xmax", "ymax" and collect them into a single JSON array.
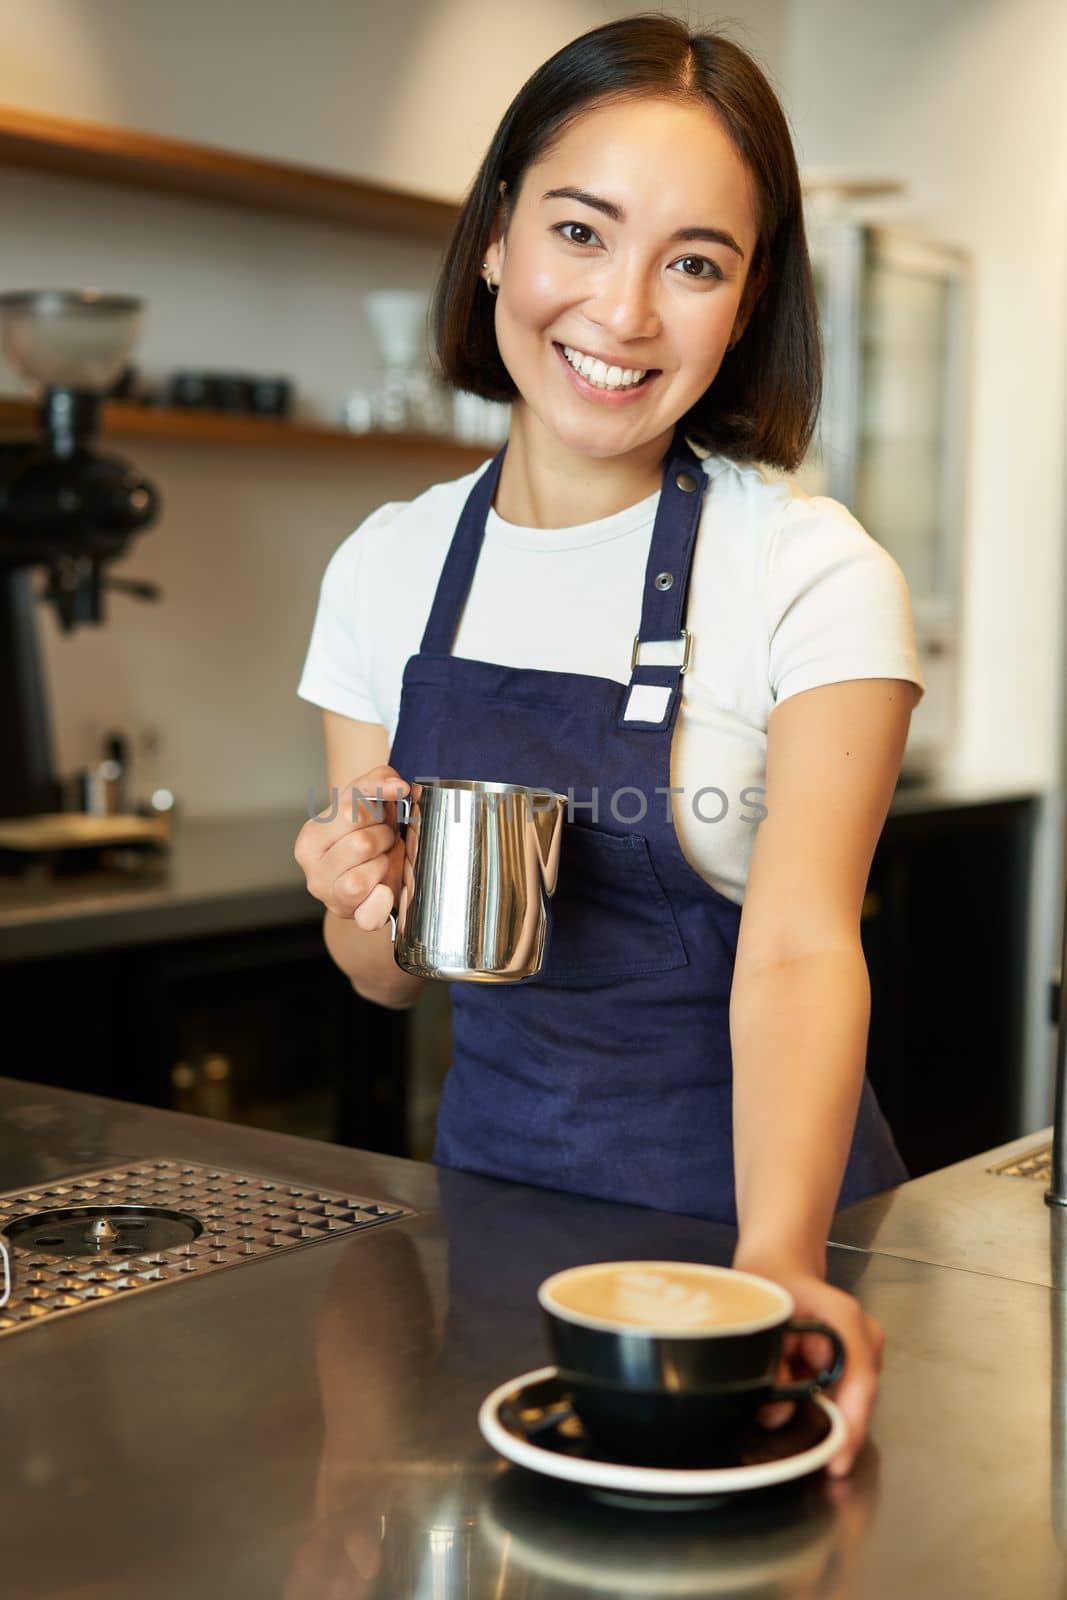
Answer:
[
  {"xmin": 861, "ymin": 796, "xmax": 1037, "ymax": 1179},
  {"xmin": 0, "ymin": 920, "xmax": 410, "ymax": 1154},
  {"xmin": 0, "ymin": 795, "xmax": 1039, "ymax": 1178}
]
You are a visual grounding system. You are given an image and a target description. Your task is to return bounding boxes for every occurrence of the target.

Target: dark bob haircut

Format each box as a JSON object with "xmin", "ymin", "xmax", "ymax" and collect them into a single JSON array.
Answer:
[{"xmin": 431, "ymin": 13, "xmax": 821, "ymax": 471}]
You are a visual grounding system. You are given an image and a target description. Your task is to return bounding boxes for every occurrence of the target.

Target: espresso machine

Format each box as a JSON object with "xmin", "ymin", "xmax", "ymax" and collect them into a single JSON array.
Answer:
[{"xmin": 0, "ymin": 290, "xmax": 161, "ymax": 833}]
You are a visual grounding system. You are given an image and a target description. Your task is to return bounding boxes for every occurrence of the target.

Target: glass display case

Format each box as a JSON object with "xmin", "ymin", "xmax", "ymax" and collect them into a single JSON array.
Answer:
[{"xmin": 796, "ymin": 219, "xmax": 972, "ymax": 775}]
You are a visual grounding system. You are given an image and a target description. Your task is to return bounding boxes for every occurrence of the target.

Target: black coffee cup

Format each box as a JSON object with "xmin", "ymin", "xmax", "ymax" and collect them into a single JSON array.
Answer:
[
  {"xmin": 165, "ymin": 370, "xmax": 219, "ymax": 409},
  {"xmin": 538, "ymin": 1260, "xmax": 846, "ymax": 1468},
  {"xmin": 247, "ymin": 375, "xmax": 292, "ymax": 417}
]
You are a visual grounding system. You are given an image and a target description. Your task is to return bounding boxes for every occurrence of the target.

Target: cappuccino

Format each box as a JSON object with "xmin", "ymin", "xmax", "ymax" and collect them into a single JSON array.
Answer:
[
  {"xmin": 543, "ymin": 1261, "xmax": 786, "ymax": 1333},
  {"xmin": 538, "ymin": 1260, "xmax": 844, "ymax": 1466}
]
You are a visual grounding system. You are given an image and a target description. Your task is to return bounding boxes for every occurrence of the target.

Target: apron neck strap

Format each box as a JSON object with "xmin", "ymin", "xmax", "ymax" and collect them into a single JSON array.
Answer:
[
  {"xmin": 418, "ymin": 425, "xmax": 709, "ymax": 675},
  {"xmin": 618, "ymin": 429, "xmax": 709, "ymax": 732},
  {"xmin": 632, "ymin": 430, "xmax": 708, "ymax": 651},
  {"xmin": 418, "ymin": 443, "xmax": 506, "ymax": 656}
]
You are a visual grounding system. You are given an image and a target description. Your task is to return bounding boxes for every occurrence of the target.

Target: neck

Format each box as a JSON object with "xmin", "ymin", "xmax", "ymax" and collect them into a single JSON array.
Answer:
[{"xmin": 492, "ymin": 403, "xmax": 676, "ymax": 528}]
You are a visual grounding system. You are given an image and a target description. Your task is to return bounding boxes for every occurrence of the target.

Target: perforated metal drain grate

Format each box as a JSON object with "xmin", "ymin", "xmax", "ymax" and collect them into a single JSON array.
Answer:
[{"xmin": 0, "ymin": 1157, "xmax": 415, "ymax": 1337}]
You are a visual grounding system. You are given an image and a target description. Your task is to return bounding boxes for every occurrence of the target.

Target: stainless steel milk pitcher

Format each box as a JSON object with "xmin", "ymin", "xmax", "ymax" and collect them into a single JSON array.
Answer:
[{"xmin": 387, "ymin": 779, "xmax": 565, "ymax": 982}]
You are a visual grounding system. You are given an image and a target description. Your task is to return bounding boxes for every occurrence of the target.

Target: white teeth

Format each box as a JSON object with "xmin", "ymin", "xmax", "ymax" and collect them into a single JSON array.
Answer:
[{"xmin": 562, "ymin": 345, "xmax": 648, "ymax": 390}]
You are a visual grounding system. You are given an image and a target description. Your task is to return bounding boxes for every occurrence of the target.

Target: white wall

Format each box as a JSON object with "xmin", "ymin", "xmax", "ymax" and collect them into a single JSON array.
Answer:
[
  {"xmin": 787, "ymin": 0, "xmax": 1067, "ymax": 795},
  {"xmin": 0, "ymin": 1, "xmax": 788, "ymax": 195},
  {"xmin": 785, "ymin": 0, "xmax": 1067, "ymax": 1136}
]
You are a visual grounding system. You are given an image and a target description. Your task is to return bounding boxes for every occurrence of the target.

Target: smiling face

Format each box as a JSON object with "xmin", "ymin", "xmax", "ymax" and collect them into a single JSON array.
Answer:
[{"xmin": 484, "ymin": 94, "xmax": 764, "ymax": 463}]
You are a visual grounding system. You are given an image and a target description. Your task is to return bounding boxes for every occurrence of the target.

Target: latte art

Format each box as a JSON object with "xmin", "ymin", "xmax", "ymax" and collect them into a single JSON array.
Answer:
[
  {"xmin": 617, "ymin": 1270, "xmax": 722, "ymax": 1329},
  {"xmin": 546, "ymin": 1262, "xmax": 785, "ymax": 1331}
]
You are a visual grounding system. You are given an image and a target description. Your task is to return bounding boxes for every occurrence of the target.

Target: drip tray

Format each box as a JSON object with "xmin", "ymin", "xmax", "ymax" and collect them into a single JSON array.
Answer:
[{"xmin": 0, "ymin": 1158, "xmax": 415, "ymax": 1337}]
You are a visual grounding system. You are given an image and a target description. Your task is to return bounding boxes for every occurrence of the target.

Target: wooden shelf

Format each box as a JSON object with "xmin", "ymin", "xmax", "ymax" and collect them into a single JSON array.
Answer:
[
  {"xmin": 0, "ymin": 394, "xmax": 494, "ymax": 462},
  {"xmin": 0, "ymin": 109, "xmax": 493, "ymax": 463},
  {"xmin": 0, "ymin": 104, "xmax": 460, "ymax": 242}
]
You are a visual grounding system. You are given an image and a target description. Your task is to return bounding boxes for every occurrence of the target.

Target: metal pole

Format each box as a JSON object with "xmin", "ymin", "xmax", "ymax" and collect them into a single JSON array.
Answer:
[{"xmin": 1046, "ymin": 872, "xmax": 1067, "ymax": 1206}]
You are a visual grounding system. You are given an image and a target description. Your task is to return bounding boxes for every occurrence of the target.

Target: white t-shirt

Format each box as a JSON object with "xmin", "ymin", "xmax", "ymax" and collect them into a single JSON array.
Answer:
[{"xmin": 297, "ymin": 447, "xmax": 925, "ymax": 906}]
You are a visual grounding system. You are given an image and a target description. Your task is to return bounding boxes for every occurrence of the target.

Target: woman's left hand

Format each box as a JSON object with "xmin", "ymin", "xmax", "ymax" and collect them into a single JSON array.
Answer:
[{"xmin": 730, "ymin": 1247, "xmax": 885, "ymax": 1478}]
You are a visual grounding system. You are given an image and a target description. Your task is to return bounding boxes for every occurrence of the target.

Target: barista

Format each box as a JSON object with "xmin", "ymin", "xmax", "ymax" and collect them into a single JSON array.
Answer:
[{"xmin": 294, "ymin": 16, "xmax": 924, "ymax": 1478}]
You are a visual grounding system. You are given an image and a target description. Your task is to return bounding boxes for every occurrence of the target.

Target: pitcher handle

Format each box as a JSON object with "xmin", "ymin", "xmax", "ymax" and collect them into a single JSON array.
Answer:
[
  {"xmin": 387, "ymin": 794, "xmax": 412, "ymax": 943},
  {"xmin": 529, "ymin": 792, "xmax": 564, "ymax": 896}
]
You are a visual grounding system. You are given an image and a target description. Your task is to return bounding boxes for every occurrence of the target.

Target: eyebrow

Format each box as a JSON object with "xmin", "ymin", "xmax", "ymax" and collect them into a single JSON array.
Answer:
[{"xmin": 541, "ymin": 186, "xmax": 746, "ymax": 259}]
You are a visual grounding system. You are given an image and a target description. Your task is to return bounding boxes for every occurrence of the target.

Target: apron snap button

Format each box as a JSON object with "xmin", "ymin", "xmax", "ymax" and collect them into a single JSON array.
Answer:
[
  {"xmin": 654, "ymin": 571, "xmax": 674, "ymax": 591},
  {"xmin": 675, "ymin": 470, "xmax": 698, "ymax": 492}
]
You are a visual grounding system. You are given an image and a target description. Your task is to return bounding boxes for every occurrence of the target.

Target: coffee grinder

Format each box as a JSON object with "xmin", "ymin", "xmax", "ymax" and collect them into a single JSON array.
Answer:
[{"xmin": 0, "ymin": 290, "xmax": 161, "ymax": 832}]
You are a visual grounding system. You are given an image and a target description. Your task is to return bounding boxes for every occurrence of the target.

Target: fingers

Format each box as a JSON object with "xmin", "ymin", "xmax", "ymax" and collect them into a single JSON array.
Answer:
[
  {"xmin": 827, "ymin": 1363, "xmax": 880, "ymax": 1478},
  {"xmin": 350, "ymin": 835, "xmax": 406, "ymax": 930},
  {"xmin": 321, "ymin": 821, "xmax": 397, "ymax": 878},
  {"xmin": 294, "ymin": 766, "xmax": 411, "ymax": 921},
  {"xmin": 343, "ymin": 832, "xmax": 406, "ymax": 934},
  {"xmin": 296, "ymin": 766, "xmax": 409, "ymax": 858},
  {"xmin": 344, "ymin": 1528, "xmax": 383, "ymax": 1582},
  {"xmin": 752, "ymin": 1299, "xmax": 886, "ymax": 1476},
  {"xmin": 757, "ymin": 1349, "xmax": 796, "ymax": 1429},
  {"xmin": 332, "ymin": 849, "xmax": 393, "ymax": 925},
  {"xmin": 354, "ymin": 881, "xmax": 394, "ymax": 932},
  {"xmin": 824, "ymin": 1308, "xmax": 884, "ymax": 1478},
  {"xmin": 757, "ymin": 1398, "xmax": 795, "ymax": 1428}
]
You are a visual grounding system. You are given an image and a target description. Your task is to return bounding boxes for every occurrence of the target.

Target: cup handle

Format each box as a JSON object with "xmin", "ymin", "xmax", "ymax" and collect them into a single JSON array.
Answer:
[
  {"xmin": 0, "ymin": 1236, "xmax": 11, "ymax": 1308},
  {"xmin": 765, "ymin": 1318, "xmax": 846, "ymax": 1402}
]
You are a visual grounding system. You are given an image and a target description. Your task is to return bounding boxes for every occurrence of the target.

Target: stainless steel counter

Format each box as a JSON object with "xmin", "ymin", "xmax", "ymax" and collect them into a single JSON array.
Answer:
[
  {"xmin": 0, "ymin": 1076, "xmax": 1062, "ymax": 1598},
  {"xmin": 831, "ymin": 1123, "xmax": 1066, "ymax": 1286},
  {"xmin": 0, "ymin": 810, "xmax": 312, "ymax": 961}
]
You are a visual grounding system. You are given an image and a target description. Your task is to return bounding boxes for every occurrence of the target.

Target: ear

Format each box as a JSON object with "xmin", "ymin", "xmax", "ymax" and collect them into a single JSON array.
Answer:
[{"xmin": 485, "ymin": 180, "xmax": 510, "ymax": 268}]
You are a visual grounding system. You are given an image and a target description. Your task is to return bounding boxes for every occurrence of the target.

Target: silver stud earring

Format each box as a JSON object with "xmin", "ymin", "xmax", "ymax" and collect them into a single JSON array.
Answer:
[{"xmin": 481, "ymin": 259, "xmax": 499, "ymax": 297}]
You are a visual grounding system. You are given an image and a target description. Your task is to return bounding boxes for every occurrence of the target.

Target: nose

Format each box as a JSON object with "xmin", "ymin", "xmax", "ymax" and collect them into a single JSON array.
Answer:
[{"xmin": 586, "ymin": 256, "xmax": 661, "ymax": 345}]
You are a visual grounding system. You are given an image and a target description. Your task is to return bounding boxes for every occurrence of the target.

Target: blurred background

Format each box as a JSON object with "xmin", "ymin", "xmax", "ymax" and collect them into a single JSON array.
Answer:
[{"xmin": 0, "ymin": 0, "xmax": 1060, "ymax": 1192}]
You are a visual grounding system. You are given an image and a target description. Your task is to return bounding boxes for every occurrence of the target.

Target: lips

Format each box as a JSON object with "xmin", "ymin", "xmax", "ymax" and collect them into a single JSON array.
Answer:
[
  {"xmin": 559, "ymin": 339, "xmax": 659, "ymax": 372},
  {"xmin": 554, "ymin": 341, "xmax": 660, "ymax": 379},
  {"xmin": 552, "ymin": 341, "xmax": 661, "ymax": 405}
]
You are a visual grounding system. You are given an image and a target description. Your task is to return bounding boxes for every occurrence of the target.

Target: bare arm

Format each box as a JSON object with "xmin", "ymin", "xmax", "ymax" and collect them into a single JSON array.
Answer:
[
  {"xmin": 729, "ymin": 677, "xmax": 919, "ymax": 1273},
  {"xmin": 298, "ymin": 711, "xmax": 425, "ymax": 1012},
  {"xmin": 726, "ymin": 677, "xmax": 918, "ymax": 1478}
]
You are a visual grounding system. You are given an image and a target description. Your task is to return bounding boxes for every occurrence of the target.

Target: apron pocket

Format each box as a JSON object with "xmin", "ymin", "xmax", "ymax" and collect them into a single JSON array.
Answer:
[{"xmin": 534, "ymin": 824, "xmax": 688, "ymax": 989}]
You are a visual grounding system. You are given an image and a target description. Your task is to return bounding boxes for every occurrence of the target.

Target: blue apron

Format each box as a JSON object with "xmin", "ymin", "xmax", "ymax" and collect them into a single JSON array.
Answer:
[{"xmin": 388, "ymin": 426, "xmax": 909, "ymax": 1226}]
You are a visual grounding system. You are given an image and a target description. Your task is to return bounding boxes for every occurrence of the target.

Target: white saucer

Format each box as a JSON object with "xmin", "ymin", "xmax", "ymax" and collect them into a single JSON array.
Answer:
[{"xmin": 478, "ymin": 1365, "xmax": 846, "ymax": 1509}]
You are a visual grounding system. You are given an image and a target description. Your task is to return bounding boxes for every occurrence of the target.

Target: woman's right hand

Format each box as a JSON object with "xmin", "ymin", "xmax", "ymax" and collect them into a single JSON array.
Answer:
[{"xmin": 294, "ymin": 764, "xmax": 410, "ymax": 932}]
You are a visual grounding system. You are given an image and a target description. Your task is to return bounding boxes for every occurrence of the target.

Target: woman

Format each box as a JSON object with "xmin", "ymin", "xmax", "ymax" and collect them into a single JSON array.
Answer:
[{"xmin": 295, "ymin": 15, "xmax": 924, "ymax": 1477}]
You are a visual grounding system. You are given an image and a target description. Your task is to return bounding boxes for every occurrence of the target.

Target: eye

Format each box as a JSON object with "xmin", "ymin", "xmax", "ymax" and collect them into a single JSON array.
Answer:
[
  {"xmin": 671, "ymin": 255, "xmax": 725, "ymax": 283},
  {"xmin": 553, "ymin": 224, "xmax": 726, "ymax": 284},
  {"xmin": 553, "ymin": 221, "xmax": 602, "ymax": 248}
]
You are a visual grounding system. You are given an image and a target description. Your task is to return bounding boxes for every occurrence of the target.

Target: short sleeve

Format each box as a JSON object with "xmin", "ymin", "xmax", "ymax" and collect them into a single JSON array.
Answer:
[
  {"xmin": 765, "ymin": 496, "xmax": 926, "ymax": 707},
  {"xmin": 296, "ymin": 501, "xmax": 405, "ymax": 722}
]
